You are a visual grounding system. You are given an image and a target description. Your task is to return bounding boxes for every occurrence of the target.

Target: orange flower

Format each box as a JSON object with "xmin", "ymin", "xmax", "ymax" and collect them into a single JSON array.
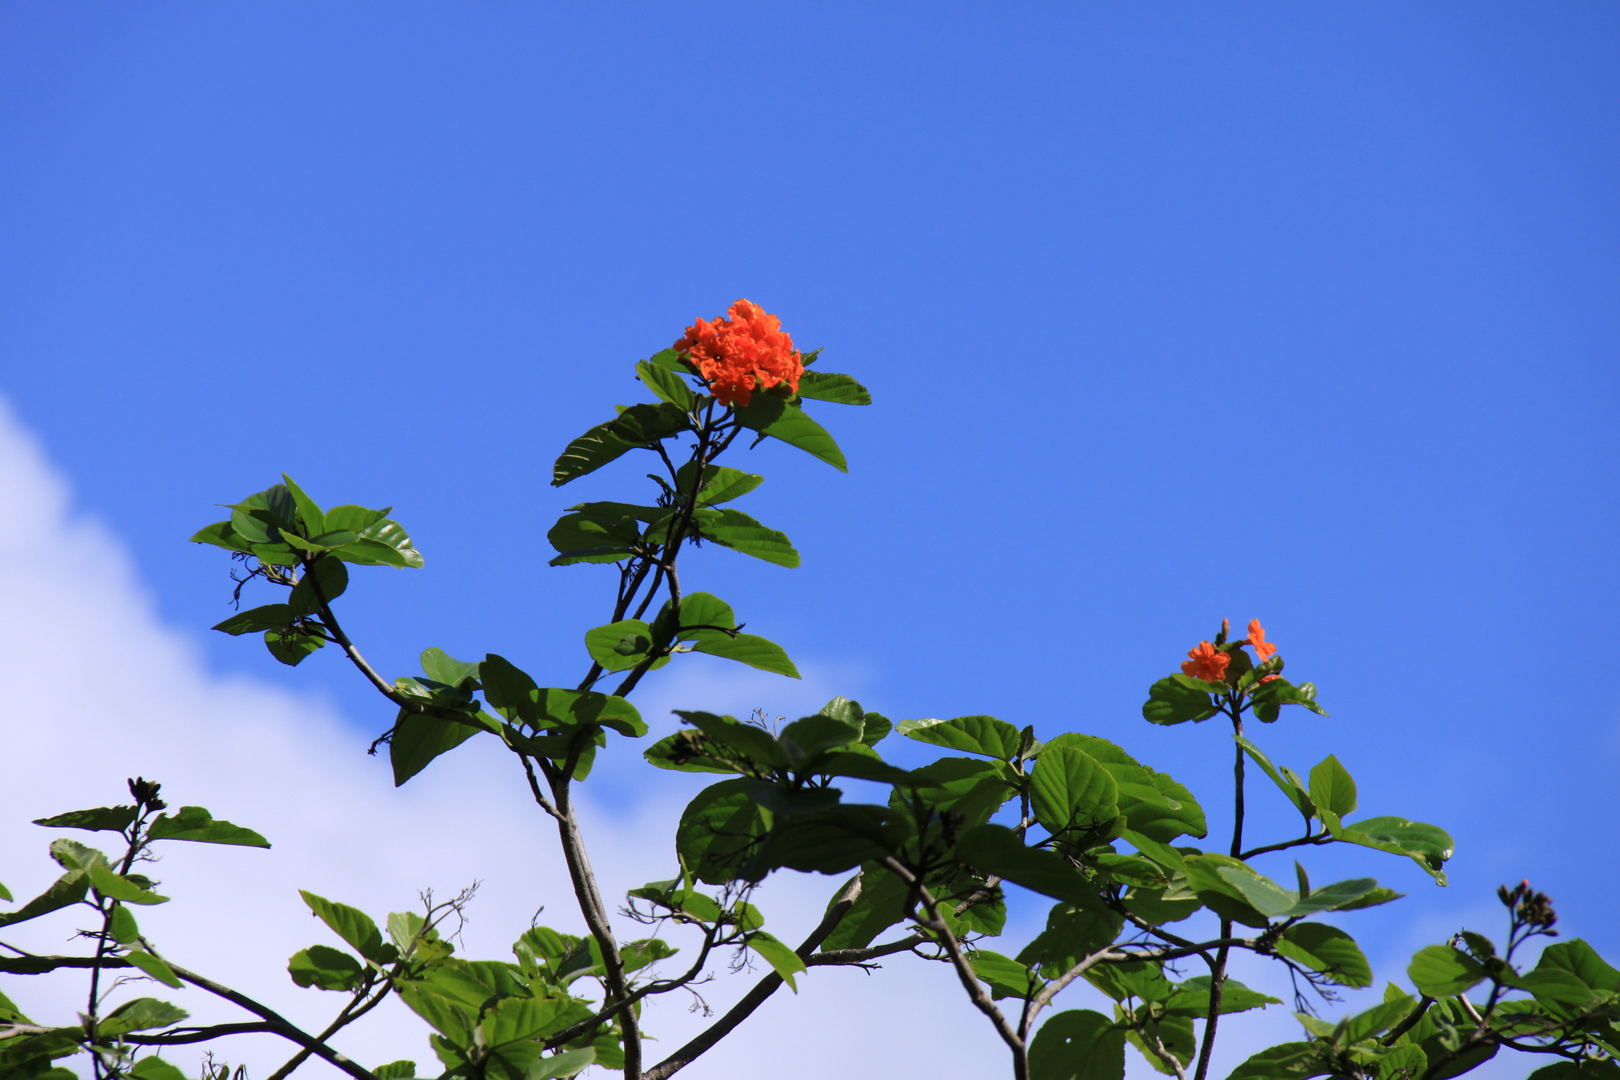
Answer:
[
  {"xmin": 674, "ymin": 299, "xmax": 803, "ymax": 408},
  {"xmin": 1246, "ymin": 619, "xmax": 1276, "ymax": 662},
  {"xmin": 1182, "ymin": 641, "xmax": 1230, "ymax": 682}
]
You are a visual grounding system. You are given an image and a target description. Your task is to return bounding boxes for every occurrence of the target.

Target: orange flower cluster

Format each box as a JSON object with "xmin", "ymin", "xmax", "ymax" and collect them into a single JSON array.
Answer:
[
  {"xmin": 674, "ymin": 299, "xmax": 803, "ymax": 408},
  {"xmin": 1182, "ymin": 642, "xmax": 1229, "ymax": 682},
  {"xmin": 1181, "ymin": 619, "xmax": 1279, "ymax": 684}
]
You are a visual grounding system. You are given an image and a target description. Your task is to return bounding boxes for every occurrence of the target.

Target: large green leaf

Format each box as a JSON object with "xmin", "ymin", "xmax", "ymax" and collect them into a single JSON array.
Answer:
[
  {"xmin": 1142, "ymin": 677, "xmax": 1220, "ymax": 725},
  {"xmin": 148, "ymin": 806, "xmax": 270, "ymax": 848},
  {"xmin": 973, "ymin": 950, "xmax": 1041, "ymax": 1000},
  {"xmin": 299, "ymin": 890, "xmax": 397, "ymax": 965},
  {"xmin": 675, "ymin": 711, "xmax": 789, "ymax": 771},
  {"xmin": 1227, "ymin": 1042, "xmax": 1328, "ymax": 1080},
  {"xmin": 1234, "ymin": 736, "xmax": 1317, "ymax": 819},
  {"xmin": 99, "ymin": 998, "xmax": 189, "ymax": 1037},
  {"xmin": 121, "ymin": 949, "xmax": 182, "ymax": 988},
  {"xmin": 731, "ymin": 396, "xmax": 848, "ymax": 471},
  {"xmin": 288, "ymin": 558, "xmax": 349, "ymax": 616},
  {"xmin": 31, "ymin": 806, "xmax": 137, "ymax": 833},
  {"xmin": 636, "ymin": 360, "xmax": 696, "ymax": 409},
  {"xmin": 547, "ymin": 509, "xmax": 641, "ymax": 565},
  {"xmin": 1163, "ymin": 976, "xmax": 1279, "ymax": 1017},
  {"xmin": 796, "ymin": 370, "xmax": 872, "ymax": 405},
  {"xmin": 87, "ymin": 863, "xmax": 168, "ymax": 905},
  {"xmin": 690, "ymin": 633, "xmax": 800, "ymax": 677},
  {"xmin": 1536, "ymin": 939, "xmax": 1620, "ymax": 993},
  {"xmin": 676, "ymin": 780, "xmax": 771, "ymax": 885},
  {"xmin": 692, "ymin": 508, "xmax": 800, "ymax": 567},
  {"xmin": 1330, "ymin": 816, "xmax": 1454, "ymax": 884},
  {"xmin": 1250, "ymin": 677, "xmax": 1329, "ymax": 722},
  {"xmin": 1276, "ymin": 924, "xmax": 1373, "ymax": 988},
  {"xmin": 212, "ymin": 603, "xmax": 295, "ymax": 636},
  {"xmin": 820, "ymin": 866, "xmax": 911, "ymax": 952},
  {"xmin": 0, "ymin": 870, "xmax": 88, "ymax": 928},
  {"xmin": 289, "ymin": 945, "xmax": 366, "ymax": 991},
  {"xmin": 264, "ymin": 627, "xmax": 323, "ymax": 666},
  {"xmin": 953, "ymin": 824, "xmax": 1095, "ymax": 905},
  {"xmin": 390, "ymin": 710, "xmax": 485, "ymax": 786},
  {"xmin": 1307, "ymin": 755, "xmax": 1358, "ymax": 819},
  {"xmin": 584, "ymin": 619, "xmax": 657, "ymax": 672},
  {"xmin": 1029, "ymin": 1009, "xmax": 1126, "ymax": 1080},
  {"xmin": 1017, "ymin": 900, "xmax": 1125, "ymax": 980},
  {"xmin": 897, "ymin": 715, "xmax": 1024, "ymax": 760},
  {"xmin": 1030, "ymin": 746, "xmax": 1119, "ymax": 836},
  {"xmin": 552, "ymin": 403, "xmax": 689, "ymax": 486},
  {"xmin": 745, "ymin": 931, "xmax": 807, "ymax": 991},
  {"xmin": 749, "ymin": 805, "xmax": 896, "ymax": 877}
]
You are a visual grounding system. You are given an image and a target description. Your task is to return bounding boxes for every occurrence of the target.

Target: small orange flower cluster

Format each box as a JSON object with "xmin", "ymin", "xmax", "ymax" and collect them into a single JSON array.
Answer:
[
  {"xmin": 1180, "ymin": 619, "xmax": 1278, "ymax": 682},
  {"xmin": 675, "ymin": 299, "xmax": 803, "ymax": 408}
]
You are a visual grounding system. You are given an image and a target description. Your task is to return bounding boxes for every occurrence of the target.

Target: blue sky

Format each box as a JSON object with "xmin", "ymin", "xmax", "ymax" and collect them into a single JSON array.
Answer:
[{"xmin": 3, "ymin": 4, "xmax": 1618, "ymax": 1076}]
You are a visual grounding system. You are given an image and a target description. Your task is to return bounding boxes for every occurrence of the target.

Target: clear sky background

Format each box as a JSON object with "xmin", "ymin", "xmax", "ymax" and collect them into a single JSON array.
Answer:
[{"xmin": 1, "ymin": 4, "xmax": 1617, "ymax": 1079}]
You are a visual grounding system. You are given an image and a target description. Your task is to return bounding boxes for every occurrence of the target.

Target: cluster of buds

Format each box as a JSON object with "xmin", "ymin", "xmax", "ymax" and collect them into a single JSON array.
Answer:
[
  {"xmin": 127, "ymin": 776, "xmax": 167, "ymax": 812},
  {"xmin": 1499, "ymin": 879, "xmax": 1558, "ymax": 934}
]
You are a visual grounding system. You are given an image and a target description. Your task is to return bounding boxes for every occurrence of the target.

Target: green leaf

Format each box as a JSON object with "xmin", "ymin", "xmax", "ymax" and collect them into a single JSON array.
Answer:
[
  {"xmin": 265, "ymin": 627, "xmax": 323, "ymax": 666},
  {"xmin": 1251, "ymin": 677, "xmax": 1330, "ymax": 722},
  {"xmin": 692, "ymin": 508, "xmax": 800, "ymax": 567},
  {"xmin": 691, "ymin": 465, "xmax": 765, "ymax": 506},
  {"xmin": 1277, "ymin": 924, "xmax": 1373, "ymax": 989},
  {"xmin": 1142, "ymin": 677, "xmax": 1220, "ymax": 725},
  {"xmin": 1331, "ymin": 817, "xmax": 1454, "ymax": 883},
  {"xmin": 1031, "ymin": 747, "xmax": 1120, "ymax": 836},
  {"xmin": 585, "ymin": 619, "xmax": 657, "ymax": 672},
  {"xmin": 731, "ymin": 396, "xmax": 848, "ymax": 471},
  {"xmin": 552, "ymin": 403, "xmax": 689, "ymax": 486},
  {"xmin": 288, "ymin": 558, "xmax": 350, "ymax": 616},
  {"xmin": 99, "ymin": 997, "xmax": 189, "ymax": 1036},
  {"xmin": 676, "ymin": 780, "xmax": 771, "ymax": 885},
  {"xmin": 1018, "ymin": 902, "xmax": 1126, "ymax": 980},
  {"xmin": 1528, "ymin": 1063, "xmax": 1620, "ymax": 1080},
  {"xmin": 30, "ymin": 806, "xmax": 137, "ymax": 833},
  {"xmin": 547, "ymin": 505, "xmax": 644, "ymax": 564},
  {"xmin": 131, "ymin": 1057, "xmax": 189, "ymax": 1080},
  {"xmin": 108, "ymin": 905, "xmax": 139, "ymax": 944},
  {"xmin": 954, "ymin": 824, "xmax": 1095, "ymax": 905},
  {"xmin": 749, "ymin": 804, "xmax": 896, "ymax": 877},
  {"xmin": 778, "ymin": 714, "xmax": 862, "ymax": 760},
  {"xmin": 650, "ymin": 591, "xmax": 736, "ymax": 644},
  {"xmin": 529, "ymin": 1048, "xmax": 596, "ymax": 1079},
  {"xmin": 280, "ymin": 475, "xmax": 327, "ymax": 534},
  {"xmin": 1029, "ymin": 1009, "xmax": 1126, "ymax": 1080},
  {"xmin": 211, "ymin": 603, "xmax": 295, "ymax": 636},
  {"xmin": 87, "ymin": 863, "xmax": 168, "ymax": 905},
  {"xmin": 1163, "ymin": 976, "xmax": 1279, "ymax": 1017},
  {"xmin": 636, "ymin": 360, "xmax": 697, "ymax": 409},
  {"xmin": 690, "ymin": 633, "xmax": 801, "ymax": 677},
  {"xmin": 1234, "ymin": 736, "xmax": 1317, "ymax": 819},
  {"xmin": 420, "ymin": 648, "xmax": 479, "ymax": 688},
  {"xmin": 123, "ymin": 948, "xmax": 183, "ymax": 988},
  {"xmin": 820, "ymin": 866, "xmax": 911, "ymax": 952},
  {"xmin": 373, "ymin": 1063, "xmax": 419, "ymax": 1080},
  {"xmin": 973, "ymin": 950, "xmax": 1041, "ymax": 1000},
  {"xmin": 148, "ymin": 806, "xmax": 271, "ymax": 848},
  {"xmin": 745, "ymin": 931, "xmax": 807, "ymax": 991},
  {"xmin": 0, "ymin": 870, "xmax": 88, "ymax": 928},
  {"xmin": 289, "ymin": 944, "xmax": 366, "ymax": 991},
  {"xmin": 348, "ymin": 516, "xmax": 424, "ymax": 569},
  {"xmin": 676, "ymin": 710, "xmax": 789, "ymax": 771},
  {"xmin": 1308, "ymin": 755, "xmax": 1358, "ymax": 818},
  {"xmin": 1409, "ymin": 943, "xmax": 1488, "ymax": 999},
  {"xmin": 391, "ymin": 710, "xmax": 486, "ymax": 786},
  {"xmin": 1227, "ymin": 1042, "xmax": 1327, "ymax": 1080},
  {"xmin": 189, "ymin": 520, "xmax": 254, "ymax": 553},
  {"xmin": 897, "ymin": 715, "xmax": 1024, "ymax": 760},
  {"xmin": 1536, "ymin": 939, "xmax": 1620, "ymax": 993},
  {"xmin": 299, "ymin": 890, "xmax": 397, "ymax": 965},
  {"xmin": 796, "ymin": 370, "xmax": 872, "ymax": 405}
]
